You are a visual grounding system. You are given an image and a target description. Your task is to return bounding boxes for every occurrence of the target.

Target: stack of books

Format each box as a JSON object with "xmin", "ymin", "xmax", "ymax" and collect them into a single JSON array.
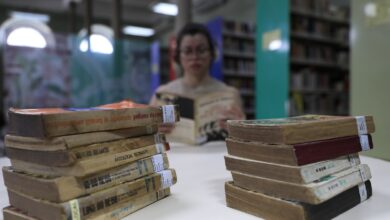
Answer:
[
  {"xmin": 2, "ymin": 100, "xmax": 180, "ymax": 220},
  {"xmin": 224, "ymin": 115, "xmax": 375, "ymax": 219}
]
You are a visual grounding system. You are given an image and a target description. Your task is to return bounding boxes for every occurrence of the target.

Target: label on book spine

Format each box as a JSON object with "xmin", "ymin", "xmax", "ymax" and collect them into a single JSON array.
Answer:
[
  {"xmin": 355, "ymin": 116, "xmax": 368, "ymax": 135},
  {"xmin": 158, "ymin": 170, "xmax": 173, "ymax": 189},
  {"xmin": 359, "ymin": 135, "xmax": 370, "ymax": 151},
  {"xmin": 358, "ymin": 183, "xmax": 368, "ymax": 202},
  {"xmin": 162, "ymin": 105, "xmax": 175, "ymax": 123},
  {"xmin": 359, "ymin": 168, "xmax": 369, "ymax": 182},
  {"xmin": 151, "ymin": 154, "xmax": 164, "ymax": 172},
  {"xmin": 155, "ymin": 143, "xmax": 164, "ymax": 153},
  {"xmin": 69, "ymin": 199, "xmax": 81, "ymax": 220},
  {"xmin": 348, "ymin": 155, "xmax": 359, "ymax": 166}
]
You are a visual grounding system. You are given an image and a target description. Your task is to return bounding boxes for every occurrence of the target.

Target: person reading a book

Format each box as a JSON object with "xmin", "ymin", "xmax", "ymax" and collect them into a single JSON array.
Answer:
[{"xmin": 150, "ymin": 23, "xmax": 245, "ymax": 133}]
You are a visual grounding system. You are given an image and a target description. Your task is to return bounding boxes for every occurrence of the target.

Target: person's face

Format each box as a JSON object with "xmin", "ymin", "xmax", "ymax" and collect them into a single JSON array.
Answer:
[{"xmin": 179, "ymin": 33, "xmax": 212, "ymax": 78}]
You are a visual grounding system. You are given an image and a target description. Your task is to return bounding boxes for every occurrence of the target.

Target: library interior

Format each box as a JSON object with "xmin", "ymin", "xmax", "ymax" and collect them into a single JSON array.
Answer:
[{"xmin": 0, "ymin": 0, "xmax": 389, "ymax": 220}]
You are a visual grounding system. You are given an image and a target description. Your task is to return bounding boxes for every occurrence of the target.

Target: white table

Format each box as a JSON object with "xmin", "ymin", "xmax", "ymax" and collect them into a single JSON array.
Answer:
[{"xmin": 1, "ymin": 141, "xmax": 390, "ymax": 220}]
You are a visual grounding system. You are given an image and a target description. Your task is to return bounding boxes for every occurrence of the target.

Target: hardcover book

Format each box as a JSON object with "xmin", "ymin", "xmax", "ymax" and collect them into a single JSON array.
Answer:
[
  {"xmin": 155, "ymin": 91, "xmax": 238, "ymax": 145},
  {"xmin": 10, "ymin": 143, "xmax": 168, "ymax": 177},
  {"xmin": 3, "ymin": 153, "xmax": 169, "ymax": 202},
  {"xmin": 225, "ymin": 180, "xmax": 372, "ymax": 220},
  {"xmin": 4, "ymin": 188, "xmax": 171, "ymax": 220},
  {"xmin": 6, "ymin": 133, "xmax": 168, "ymax": 166},
  {"xmin": 7, "ymin": 170, "xmax": 176, "ymax": 220},
  {"xmin": 231, "ymin": 164, "xmax": 371, "ymax": 204},
  {"xmin": 226, "ymin": 134, "xmax": 373, "ymax": 166},
  {"xmin": 225, "ymin": 154, "xmax": 360, "ymax": 184},
  {"xmin": 4, "ymin": 125, "xmax": 158, "ymax": 151},
  {"xmin": 8, "ymin": 100, "xmax": 179, "ymax": 138},
  {"xmin": 227, "ymin": 115, "xmax": 375, "ymax": 144}
]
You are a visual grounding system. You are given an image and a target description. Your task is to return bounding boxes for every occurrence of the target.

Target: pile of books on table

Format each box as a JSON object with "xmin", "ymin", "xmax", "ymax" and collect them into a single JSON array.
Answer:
[
  {"xmin": 2, "ymin": 101, "xmax": 180, "ymax": 220},
  {"xmin": 224, "ymin": 115, "xmax": 375, "ymax": 220}
]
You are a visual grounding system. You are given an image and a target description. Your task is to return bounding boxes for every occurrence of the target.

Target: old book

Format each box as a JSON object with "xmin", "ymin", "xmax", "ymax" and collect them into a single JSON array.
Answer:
[
  {"xmin": 4, "ymin": 188, "xmax": 171, "ymax": 220},
  {"xmin": 7, "ymin": 170, "xmax": 176, "ymax": 220},
  {"xmin": 10, "ymin": 143, "xmax": 168, "ymax": 177},
  {"xmin": 5, "ymin": 133, "xmax": 168, "ymax": 166},
  {"xmin": 225, "ymin": 154, "xmax": 360, "ymax": 184},
  {"xmin": 4, "ymin": 125, "xmax": 157, "ymax": 152},
  {"xmin": 225, "ymin": 180, "xmax": 372, "ymax": 220},
  {"xmin": 8, "ymin": 100, "xmax": 179, "ymax": 138},
  {"xmin": 3, "ymin": 153, "xmax": 169, "ymax": 202},
  {"xmin": 227, "ymin": 115, "xmax": 375, "ymax": 144},
  {"xmin": 155, "ymin": 91, "xmax": 237, "ymax": 145},
  {"xmin": 226, "ymin": 134, "xmax": 374, "ymax": 166},
  {"xmin": 232, "ymin": 164, "xmax": 371, "ymax": 204}
]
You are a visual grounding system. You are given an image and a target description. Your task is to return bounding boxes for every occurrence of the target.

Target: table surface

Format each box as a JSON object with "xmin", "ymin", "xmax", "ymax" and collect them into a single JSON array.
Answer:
[{"xmin": 1, "ymin": 141, "xmax": 390, "ymax": 220}]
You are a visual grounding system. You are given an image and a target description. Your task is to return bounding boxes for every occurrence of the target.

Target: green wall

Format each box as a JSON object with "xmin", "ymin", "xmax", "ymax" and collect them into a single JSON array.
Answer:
[
  {"xmin": 351, "ymin": 0, "xmax": 390, "ymax": 161},
  {"xmin": 255, "ymin": 0, "xmax": 289, "ymax": 119}
]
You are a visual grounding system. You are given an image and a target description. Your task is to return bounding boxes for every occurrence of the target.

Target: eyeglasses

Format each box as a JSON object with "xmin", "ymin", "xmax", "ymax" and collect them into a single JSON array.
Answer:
[{"xmin": 180, "ymin": 46, "xmax": 210, "ymax": 57}]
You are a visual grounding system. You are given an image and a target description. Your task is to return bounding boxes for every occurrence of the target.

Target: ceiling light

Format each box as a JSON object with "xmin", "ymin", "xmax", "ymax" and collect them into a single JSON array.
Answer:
[
  {"xmin": 123, "ymin": 25, "xmax": 155, "ymax": 37},
  {"xmin": 10, "ymin": 11, "xmax": 50, "ymax": 23},
  {"xmin": 152, "ymin": 2, "xmax": 178, "ymax": 16}
]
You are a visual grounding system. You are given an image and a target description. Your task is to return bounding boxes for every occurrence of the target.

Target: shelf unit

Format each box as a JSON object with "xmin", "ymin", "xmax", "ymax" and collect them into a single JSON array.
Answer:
[
  {"xmin": 256, "ymin": 0, "xmax": 350, "ymax": 118},
  {"xmin": 207, "ymin": 17, "xmax": 256, "ymax": 119}
]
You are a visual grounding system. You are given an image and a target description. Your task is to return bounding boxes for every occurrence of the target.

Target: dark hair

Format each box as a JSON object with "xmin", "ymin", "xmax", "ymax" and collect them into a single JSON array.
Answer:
[{"xmin": 174, "ymin": 23, "xmax": 216, "ymax": 65}]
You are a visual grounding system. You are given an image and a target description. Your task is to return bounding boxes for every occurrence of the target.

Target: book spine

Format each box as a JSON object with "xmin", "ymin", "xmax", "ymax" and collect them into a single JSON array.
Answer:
[
  {"xmin": 64, "ymin": 170, "xmax": 176, "ymax": 219},
  {"xmin": 300, "ymin": 154, "xmax": 361, "ymax": 183},
  {"xmin": 313, "ymin": 165, "xmax": 371, "ymax": 201}
]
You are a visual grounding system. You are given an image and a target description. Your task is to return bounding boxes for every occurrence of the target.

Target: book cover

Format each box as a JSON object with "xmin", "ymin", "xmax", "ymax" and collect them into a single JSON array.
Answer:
[
  {"xmin": 7, "ymin": 170, "xmax": 176, "ymax": 220},
  {"xmin": 5, "ymin": 125, "xmax": 158, "ymax": 151},
  {"xmin": 231, "ymin": 164, "xmax": 371, "ymax": 204},
  {"xmin": 4, "ymin": 188, "xmax": 171, "ymax": 220},
  {"xmin": 6, "ymin": 133, "xmax": 168, "ymax": 166},
  {"xmin": 227, "ymin": 115, "xmax": 375, "ymax": 144},
  {"xmin": 225, "ymin": 154, "xmax": 360, "ymax": 184},
  {"xmin": 10, "ymin": 143, "xmax": 169, "ymax": 177},
  {"xmin": 8, "ymin": 100, "xmax": 179, "ymax": 137},
  {"xmin": 3, "ymin": 153, "xmax": 169, "ymax": 202},
  {"xmin": 155, "ymin": 91, "xmax": 237, "ymax": 145},
  {"xmin": 226, "ymin": 134, "xmax": 373, "ymax": 166},
  {"xmin": 225, "ymin": 180, "xmax": 372, "ymax": 220}
]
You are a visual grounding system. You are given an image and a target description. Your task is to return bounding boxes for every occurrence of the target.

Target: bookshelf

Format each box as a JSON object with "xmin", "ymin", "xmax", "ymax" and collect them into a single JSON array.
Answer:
[
  {"xmin": 256, "ymin": 0, "xmax": 350, "ymax": 118},
  {"xmin": 207, "ymin": 17, "xmax": 256, "ymax": 119}
]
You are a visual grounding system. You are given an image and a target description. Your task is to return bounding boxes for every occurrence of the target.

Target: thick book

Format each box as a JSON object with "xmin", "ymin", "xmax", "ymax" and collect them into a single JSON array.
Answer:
[
  {"xmin": 7, "ymin": 170, "xmax": 176, "ymax": 220},
  {"xmin": 5, "ymin": 133, "xmax": 168, "ymax": 166},
  {"xmin": 3, "ymin": 153, "xmax": 169, "ymax": 202},
  {"xmin": 227, "ymin": 115, "xmax": 375, "ymax": 144},
  {"xmin": 4, "ymin": 188, "xmax": 171, "ymax": 220},
  {"xmin": 155, "ymin": 91, "xmax": 237, "ymax": 145},
  {"xmin": 10, "ymin": 142, "xmax": 168, "ymax": 177},
  {"xmin": 8, "ymin": 100, "xmax": 179, "ymax": 138},
  {"xmin": 226, "ymin": 134, "xmax": 374, "ymax": 166},
  {"xmin": 225, "ymin": 154, "xmax": 360, "ymax": 184},
  {"xmin": 231, "ymin": 164, "xmax": 371, "ymax": 204},
  {"xmin": 225, "ymin": 180, "xmax": 372, "ymax": 220},
  {"xmin": 4, "ymin": 125, "xmax": 157, "ymax": 152}
]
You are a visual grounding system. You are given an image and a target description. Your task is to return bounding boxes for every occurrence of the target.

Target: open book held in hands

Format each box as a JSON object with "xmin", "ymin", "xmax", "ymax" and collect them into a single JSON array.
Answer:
[{"xmin": 156, "ymin": 91, "xmax": 241, "ymax": 145}]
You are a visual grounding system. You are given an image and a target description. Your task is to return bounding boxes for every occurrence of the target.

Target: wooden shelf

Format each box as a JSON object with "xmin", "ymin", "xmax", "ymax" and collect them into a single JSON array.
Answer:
[
  {"xmin": 290, "ymin": 7, "xmax": 350, "ymax": 26},
  {"xmin": 290, "ymin": 32, "xmax": 349, "ymax": 48},
  {"xmin": 223, "ymin": 31, "xmax": 255, "ymax": 41}
]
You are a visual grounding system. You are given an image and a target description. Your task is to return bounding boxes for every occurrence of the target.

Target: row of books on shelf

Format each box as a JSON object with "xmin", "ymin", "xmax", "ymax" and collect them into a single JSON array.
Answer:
[
  {"xmin": 2, "ymin": 101, "xmax": 180, "ymax": 219},
  {"xmin": 291, "ymin": 17, "xmax": 349, "ymax": 42},
  {"xmin": 224, "ymin": 58, "xmax": 255, "ymax": 74},
  {"xmin": 225, "ymin": 115, "xmax": 375, "ymax": 219},
  {"xmin": 291, "ymin": 68, "xmax": 347, "ymax": 91},
  {"xmin": 223, "ymin": 20, "xmax": 256, "ymax": 36},
  {"xmin": 223, "ymin": 37, "xmax": 255, "ymax": 54},
  {"xmin": 291, "ymin": 0, "xmax": 350, "ymax": 20}
]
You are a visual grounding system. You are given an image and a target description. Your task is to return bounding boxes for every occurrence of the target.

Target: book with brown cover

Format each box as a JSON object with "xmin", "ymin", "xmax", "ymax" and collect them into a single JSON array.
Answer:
[
  {"xmin": 231, "ymin": 164, "xmax": 371, "ymax": 204},
  {"xmin": 5, "ymin": 133, "xmax": 168, "ymax": 166},
  {"xmin": 8, "ymin": 100, "xmax": 179, "ymax": 138},
  {"xmin": 10, "ymin": 143, "xmax": 169, "ymax": 177},
  {"xmin": 225, "ymin": 180, "xmax": 372, "ymax": 220},
  {"xmin": 7, "ymin": 170, "xmax": 176, "ymax": 220},
  {"xmin": 226, "ymin": 134, "xmax": 373, "ymax": 166},
  {"xmin": 227, "ymin": 115, "xmax": 375, "ymax": 144},
  {"xmin": 225, "ymin": 154, "xmax": 360, "ymax": 184},
  {"xmin": 3, "ymin": 153, "xmax": 169, "ymax": 202},
  {"xmin": 3, "ymin": 188, "xmax": 171, "ymax": 220},
  {"xmin": 4, "ymin": 125, "xmax": 157, "ymax": 152}
]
